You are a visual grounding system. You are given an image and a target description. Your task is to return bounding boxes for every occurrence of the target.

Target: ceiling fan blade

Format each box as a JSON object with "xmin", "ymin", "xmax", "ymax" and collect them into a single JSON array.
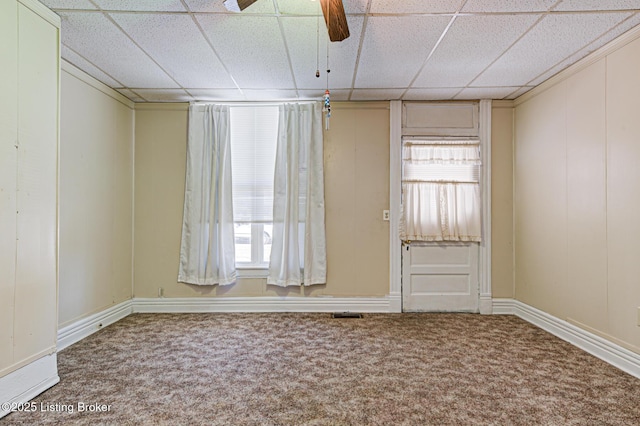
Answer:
[
  {"xmin": 320, "ymin": 0, "xmax": 350, "ymax": 42},
  {"xmin": 223, "ymin": 0, "xmax": 258, "ymax": 12}
]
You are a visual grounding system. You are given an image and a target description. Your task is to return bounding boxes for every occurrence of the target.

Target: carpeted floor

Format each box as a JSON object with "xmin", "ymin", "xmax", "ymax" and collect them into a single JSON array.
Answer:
[{"xmin": 3, "ymin": 313, "xmax": 640, "ymax": 425}]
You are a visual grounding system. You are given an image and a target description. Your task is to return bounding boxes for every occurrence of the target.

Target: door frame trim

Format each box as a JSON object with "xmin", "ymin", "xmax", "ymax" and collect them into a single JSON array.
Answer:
[
  {"xmin": 390, "ymin": 100, "xmax": 492, "ymax": 313},
  {"xmin": 389, "ymin": 101, "xmax": 403, "ymax": 312}
]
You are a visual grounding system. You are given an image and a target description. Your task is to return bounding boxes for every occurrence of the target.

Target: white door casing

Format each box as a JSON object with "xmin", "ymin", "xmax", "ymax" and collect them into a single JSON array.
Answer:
[{"xmin": 394, "ymin": 100, "xmax": 491, "ymax": 313}]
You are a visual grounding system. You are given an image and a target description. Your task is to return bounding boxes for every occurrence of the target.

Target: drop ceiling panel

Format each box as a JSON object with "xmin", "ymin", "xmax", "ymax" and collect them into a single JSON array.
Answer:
[
  {"xmin": 461, "ymin": 0, "xmax": 557, "ymax": 13},
  {"xmin": 473, "ymin": 12, "xmax": 633, "ymax": 86},
  {"xmin": 134, "ymin": 89, "xmax": 194, "ymax": 102},
  {"xmin": 403, "ymin": 88, "xmax": 463, "ymax": 100},
  {"xmin": 371, "ymin": 0, "xmax": 465, "ymax": 14},
  {"xmin": 555, "ymin": 0, "xmax": 640, "ymax": 11},
  {"xmin": 281, "ymin": 16, "xmax": 363, "ymax": 90},
  {"xmin": 110, "ymin": 13, "xmax": 236, "ymax": 89},
  {"xmin": 62, "ymin": 46, "xmax": 121, "ymax": 88},
  {"xmin": 39, "ymin": 0, "xmax": 96, "ymax": 9},
  {"xmin": 185, "ymin": 0, "xmax": 275, "ymax": 13},
  {"xmin": 351, "ymin": 88, "xmax": 405, "ymax": 100},
  {"xmin": 92, "ymin": 0, "xmax": 187, "ymax": 12},
  {"xmin": 59, "ymin": 12, "xmax": 179, "ymax": 88},
  {"xmin": 196, "ymin": 15, "xmax": 294, "ymax": 88},
  {"xmin": 276, "ymin": 0, "xmax": 322, "ymax": 15},
  {"xmin": 241, "ymin": 89, "xmax": 298, "ymax": 100},
  {"xmin": 454, "ymin": 86, "xmax": 521, "ymax": 100},
  {"xmin": 187, "ymin": 88, "xmax": 245, "ymax": 101},
  {"xmin": 530, "ymin": 13, "xmax": 640, "ymax": 85},
  {"xmin": 298, "ymin": 89, "xmax": 350, "ymax": 101},
  {"xmin": 355, "ymin": 15, "xmax": 452, "ymax": 88},
  {"xmin": 413, "ymin": 14, "xmax": 540, "ymax": 88}
]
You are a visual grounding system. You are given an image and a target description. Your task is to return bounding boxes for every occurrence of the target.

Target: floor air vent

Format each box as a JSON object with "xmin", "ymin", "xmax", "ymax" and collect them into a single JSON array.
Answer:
[{"xmin": 332, "ymin": 312, "xmax": 363, "ymax": 319}]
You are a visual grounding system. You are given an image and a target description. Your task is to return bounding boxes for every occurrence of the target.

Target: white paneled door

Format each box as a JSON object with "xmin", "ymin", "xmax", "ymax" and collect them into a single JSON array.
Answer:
[{"xmin": 402, "ymin": 242, "xmax": 479, "ymax": 312}]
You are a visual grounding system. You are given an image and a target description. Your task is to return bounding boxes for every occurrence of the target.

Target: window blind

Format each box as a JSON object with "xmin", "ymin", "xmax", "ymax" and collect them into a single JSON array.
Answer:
[{"xmin": 230, "ymin": 106, "xmax": 279, "ymax": 223}]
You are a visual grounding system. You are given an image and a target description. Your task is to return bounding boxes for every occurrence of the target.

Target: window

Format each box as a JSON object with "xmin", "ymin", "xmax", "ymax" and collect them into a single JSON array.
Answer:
[
  {"xmin": 229, "ymin": 106, "xmax": 279, "ymax": 267},
  {"xmin": 400, "ymin": 139, "xmax": 482, "ymax": 242}
]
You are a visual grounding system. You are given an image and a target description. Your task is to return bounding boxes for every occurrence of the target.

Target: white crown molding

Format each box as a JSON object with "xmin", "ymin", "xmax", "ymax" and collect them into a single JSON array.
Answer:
[
  {"xmin": 515, "ymin": 23, "xmax": 640, "ymax": 106},
  {"xmin": 0, "ymin": 353, "xmax": 59, "ymax": 419},
  {"xmin": 57, "ymin": 300, "xmax": 133, "ymax": 351},
  {"xmin": 493, "ymin": 299, "xmax": 640, "ymax": 379},
  {"xmin": 62, "ymin": 61, "xmax": 135, "ymax": 109},
  {"xmin": 18, "ymin": 0, "xmax": 60, "ymax": 28}
]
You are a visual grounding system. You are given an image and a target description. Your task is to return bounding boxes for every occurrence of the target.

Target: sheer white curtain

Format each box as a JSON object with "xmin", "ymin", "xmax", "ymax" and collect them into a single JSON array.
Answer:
[
  {"xmin": 268, "ymin": 102, "xmax": 327, "ymax": 287},
  {"xmin": 178, "ymin": 104, "xmax": 236, "ymax": 285},
  {"xmin": 400, "ymin": 140, "xmax": 482, "ymax": 242}
]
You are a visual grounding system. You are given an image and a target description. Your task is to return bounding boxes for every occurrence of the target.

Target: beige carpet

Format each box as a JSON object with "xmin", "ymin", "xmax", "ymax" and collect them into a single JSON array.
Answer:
[{"xmin": 3, "ymin": 313, "xmax": 640, "ymax": 425}]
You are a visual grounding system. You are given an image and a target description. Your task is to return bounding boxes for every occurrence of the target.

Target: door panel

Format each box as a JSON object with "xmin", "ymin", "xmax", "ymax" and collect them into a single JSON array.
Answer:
[{"xmin": 402, "ymin": 242, "xmax": 479, "ymax": 312}]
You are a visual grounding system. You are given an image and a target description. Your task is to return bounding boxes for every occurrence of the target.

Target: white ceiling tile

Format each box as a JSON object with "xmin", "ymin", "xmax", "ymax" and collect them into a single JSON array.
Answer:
[
  {"xmin": 59, "ymin": 12, "xmax": 179, "ymax": 88},
  {"xmin": 454, "ymin": 86, "xmax": 521, "ymax": 100},
  {"xmin": 134, "ymin": 89, "xmax": 194, "ymax": 102},
  {"xmin": 555, "ymin": 0, "xmax": 640, "ymax": 11},
  {"xmin": 39, "ymin": 0, "xmax": 97, "ymax": 9},
  {"xmin": 116, "ymin": 88, "xmax": 146, "ymax": 102},
  {"xmin": 413, "ymin": 14, "xmax": 540, "ymax": 88},
  {"xmin": 298, "ymin": 89, "xmax": 350, "ymax": 101},
  {"xmin": 185, "ymin": 0, "xmax": 275, "ymax": 13},
  {"xmin": 371, "ymin": 0, "xmax": 464, "ymax": 14},
  {"xmin": 187, "ymin": 88, "xmax": 246, "ymax": 101},
  {"xmin": 402, "ymin": 88, "xmax": 462, "ymax": 100},
  {"xmin": 241, "ymin": 89, "xmax": 299, "ymax": 100},
  {"xmin": 281, "ymin": 15, "xmax": 363, "ymax": 90},
  {"xmin": 530, "ymin": 12, "xmax": 640, "ymax": 85},
  {"xmin": 110, "ymin": 13, "xmax": 236, "ymax": 89},
  {"xmin": 61, "ymin": 44, "xmax": 122, "ymax": 87},
  {"xmin": 196, "ymin": 15, "xmax": 294, "ymax": 89},
  {"xmin": 350, "ymin": 88, "xmax": 404, "ymax": 100},
  {"xmin": 473, "ymin": 12, "xmax": 633, "ymax": 86},
  {"xmin": 93, "ymin": 0, "xmax": 186, "ymax": 12},
  {"xmin": 276, "ymin": 0, "xmax": 322, "ymax": 15},
  {"xmin": 461, "ymin": 0, "xmax": 557, "ymax": 13},
  {"xmin": 355, "ymin": 15, "xmax": 452, "ymax": 88}
]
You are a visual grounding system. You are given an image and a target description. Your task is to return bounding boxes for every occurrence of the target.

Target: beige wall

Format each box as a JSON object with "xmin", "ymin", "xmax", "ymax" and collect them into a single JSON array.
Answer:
[
  {"xmin": 134, "ymin": 102, "xmax": 390, "ymax": 298},
  {"xmin": 514, "ymin": 35, "xmax": 640, "ymax": 352},
  {"xmin": 491, "ymin": 103, "xmax": 514, "ymax": 298},
  {"xmin": 0, "ymin": 0, "xmax": 58, "ymax": 375},
  {"xmin": 58, "ymin": 64, "xmax": 135, "ymax": 328}
]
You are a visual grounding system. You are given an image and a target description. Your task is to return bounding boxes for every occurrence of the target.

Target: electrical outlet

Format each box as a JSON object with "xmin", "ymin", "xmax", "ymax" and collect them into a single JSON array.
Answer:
[
  {"xmin": 383, "ymin": 210, "xmax": 390, "ymax": 221},
  {"xmin": 637, "ymin": 307, "xmax": 640, "ymax": 326},
  {"xmin": 158, "ymin": 287, "xmax": 164, "ymax": 298}
]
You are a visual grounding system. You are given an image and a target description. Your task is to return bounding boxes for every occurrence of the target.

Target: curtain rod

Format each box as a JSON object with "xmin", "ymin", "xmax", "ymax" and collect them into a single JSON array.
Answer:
[{"xmin": 190, "ymin": 101, "xmax": 319, "ymax": 107}]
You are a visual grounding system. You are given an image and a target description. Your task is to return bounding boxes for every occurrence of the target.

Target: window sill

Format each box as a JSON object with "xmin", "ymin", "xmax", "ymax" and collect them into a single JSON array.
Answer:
[{"xmin": 236, "ymin": 266, "xmax": 268, "ymax": 279}]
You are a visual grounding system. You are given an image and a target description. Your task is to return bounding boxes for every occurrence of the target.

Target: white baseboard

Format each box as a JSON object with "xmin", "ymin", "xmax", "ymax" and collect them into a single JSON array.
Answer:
[
  {"xmin": 132, "ymin": 296, "xmax": 397, "ymax": 313},
  {"xmin": 492, "ymin": 298, "xmax": 640, "ymax": 379},
  {"xmin": 57, "ymin": 300, "xmax": 133, "ymax": 351},
  {"xmin": 0, "ymin": 353, "xmax": 59, "ymax": 419}
]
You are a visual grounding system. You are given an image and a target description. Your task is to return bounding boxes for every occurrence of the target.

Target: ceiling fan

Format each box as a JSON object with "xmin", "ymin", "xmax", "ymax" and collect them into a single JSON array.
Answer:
[{"xmin": 223, "ymin": 0, "xmax": 350, "ymax": 42}]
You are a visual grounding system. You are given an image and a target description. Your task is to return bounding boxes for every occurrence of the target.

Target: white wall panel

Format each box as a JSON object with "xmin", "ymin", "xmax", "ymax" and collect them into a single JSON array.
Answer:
[
  {"xmin": 0, "ymin": 0, "xmax": 18, "ymax": 372},
  {"xmin": 13, "ymin": 2, "xmax": 59, "ymax": 360}
]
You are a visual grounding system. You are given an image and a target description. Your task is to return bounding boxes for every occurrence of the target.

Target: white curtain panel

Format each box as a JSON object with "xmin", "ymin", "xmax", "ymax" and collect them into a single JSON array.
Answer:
[
  {"xmin": 178, "ymin": 104, "xmax": 236, "ymax": 285},
  {"xmin": 400, "ymin": 142, "xmax": 482, "ymax": 242},
  {"xmin": 268, "ymin": 102, "xmax": 327, "ymax": 287},
  {"xmin": 401, "ymin": 182, "xmax": 481, "ymax": 242}
]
